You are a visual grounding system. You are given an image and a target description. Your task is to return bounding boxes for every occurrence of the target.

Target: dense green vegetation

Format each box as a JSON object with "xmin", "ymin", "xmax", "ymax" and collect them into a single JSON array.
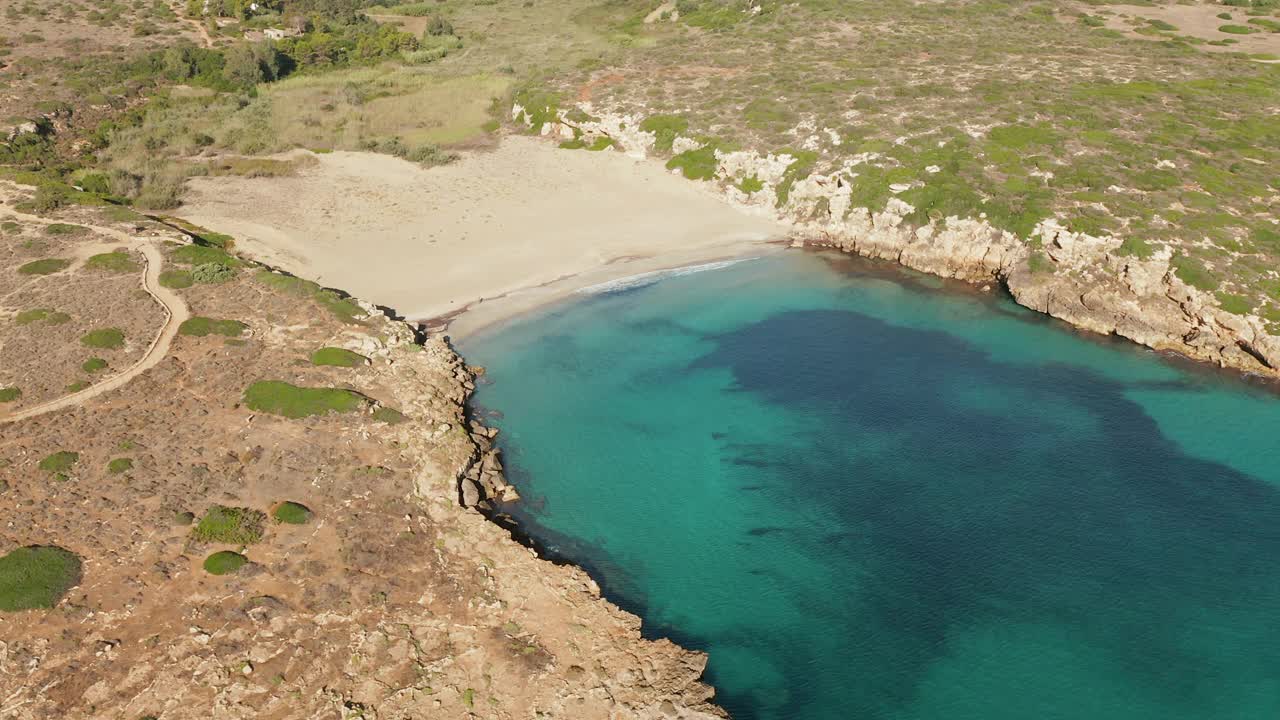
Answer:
[
  {"xmin": 82, "ymin": 357, "xmax": 109, "ymax": 373},
  {"xmin": 272, "ymin": 501, "xmax": 313, "ymax": 524},
  {"xmin": 203, "ymin": 550, "xmax": 249, "ymax": 575},
  {"xmin": 0, "ymin": 546, "xmax": 82, "ymax": 611},
  {"xmin": 85, "ymin": 251, "xmax": 140, "ymax": 273},
  {"xmin": 310, "ymin": 347, "xmax": 367, "ymax": 367},
  {"xmin": 17, "ymin": 259, "xmax": 71, "ymax": 276},
  {"xmin": 192, "ymin": 505, "xmax": 266, "ymax": 544},
  {"xmin": 179, "ymin": 317, "xmax": 248, "ymax": 337},
  {"xmin": 0, "ymin": 387, "xmax": 21, "ymax": 402},
  {"xmin": 242, "ymin": 380, "xmax": 367, "ymax": 417},
  {"xmin": 81, "ymin": 328, "xmax": 126, "ymax": 349}
]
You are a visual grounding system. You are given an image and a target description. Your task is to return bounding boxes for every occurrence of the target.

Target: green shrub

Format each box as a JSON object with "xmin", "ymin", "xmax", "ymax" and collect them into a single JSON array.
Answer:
[
  {"xmin": 43, "ymin": 223, "xmax": 87, "ymax": 236},
  {"xmin": 242, "ymin": 381, "xmax": 367, "ymax": 418},
  {"xmin": 82, "ymin": 357, "xmax": 108, "ymax": 373},
  {"xmin": 203, "ymin": 550, "xmax": 248, "ymax": 575},
  {"xmin": 1247, "ymin": 18, "xmax": 1280, "ymax": 32},
  {"xmin": 1216, "ymin": 292, "xmax": 1254, "ymax": 315},
  {"xmin": 1219, "ymin": 24, "xmax": 1260, "ymax": 34},
  {"xmin": 737, "ymin": 175, "xmax": 764, "ymax": 194},
  {"xmin": 191, "ymin": 262, "xmax": 236, "ymax": 283},
  {"xmin": 107, "ymin": 457, "xmax": 134, "ymax": 474},
  {"xmin": 666, "ymin": 144, "xmax": 719, "ymax": 180},
  {"xmin": 159, "ymin": 269, "xmax": 194, "ymax": 288},
  {"xmin": 81, "ymin": 328, "xmax": 125, "ymax": 349},
  {"xmin": 65, "ymin": 381, "xmax": 89, "ymax": 393},
  {"xmin": 192, "ymin": 506, "xmax": 266, "ymax": 545},
  {"xmin": 372, "ymin": 406, "xmax": 406, "ymax": 424},
  {"xmin": 174, "ymin": 511, "xmax": 196, "ymax": 526},
  {"xmin": 0, "ymin": 387, "xmax": 20, "ymax": 402},
  {"xmin": 640, "ymin": 115, "xmax": 689, "ymax": 153},
  {"xmin": 85, "ymin": 251, "xmax": 139, "ymax": 273},
  {"xmin": 0, "ymin": 546, "xmax": 82, "ymax": 611},
  {"xmin": 17, "ymin": 258, "xmax": 70, "ymax": 275},
  {"xmin": 170, "ymin": 244, "xmax": 237, "ymax": 267},
  {"xmin": 179, "ymin": 317, "xmax": 246, "ymax": 337},
  {"xmin": 254, "ymin": 270, "xmax": 365, "ymax": 324},
  {"xmin": 39, "ymin": 451, "xmax": 79, "ymax": 474},
  {"xmin": 310, "ymin": 347, "xmax": 367, "ymax": 367},
  {"xmin": 272, "ymin": 501, "xmax": 312, "ymax": 525},
  {"xmin": 1172, "ymin": 253, "xmax": 1218, "ymax": 291},
  {"xmin": 15, "ymin": 308, "xmax": 70, "ymax": 325},
  {"xmin": 1117, "ymin": 236, "xmax": 1155, "ymax": 259}
]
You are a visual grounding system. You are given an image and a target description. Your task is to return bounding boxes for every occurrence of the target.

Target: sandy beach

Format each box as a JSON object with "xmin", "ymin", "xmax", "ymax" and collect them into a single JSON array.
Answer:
[{"xmin": 177, "ymin": 136, "xmax": 788, "ymax": 336}]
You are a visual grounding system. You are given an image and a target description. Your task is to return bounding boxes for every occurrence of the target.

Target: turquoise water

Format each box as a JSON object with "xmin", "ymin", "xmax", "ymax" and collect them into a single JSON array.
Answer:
[{"xmin": 461, "ymin": 252, "xmax": 1280, "ymax": 720}]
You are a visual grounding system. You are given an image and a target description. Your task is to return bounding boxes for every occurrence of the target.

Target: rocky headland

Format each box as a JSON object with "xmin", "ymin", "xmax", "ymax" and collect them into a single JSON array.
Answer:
[{"xmin": 517, "ymin": 102, "xmax": 1280, "ymax": 380}]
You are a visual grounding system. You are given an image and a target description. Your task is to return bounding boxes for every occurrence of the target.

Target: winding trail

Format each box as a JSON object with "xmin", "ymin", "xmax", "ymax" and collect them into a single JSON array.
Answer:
[
  {"xmin": 0, "ymin": 209, "xmax": 191, "ymax": 424},
  {"xmin": 169, "ymin": 0, "xmax": 215, "ymax": 49}
]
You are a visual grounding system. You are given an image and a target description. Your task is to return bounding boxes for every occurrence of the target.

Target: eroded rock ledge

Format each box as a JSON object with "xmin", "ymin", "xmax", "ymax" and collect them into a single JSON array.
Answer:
[{"xmin": 516, "ymin": 103, "xmax": 1280, "ymax": 379}]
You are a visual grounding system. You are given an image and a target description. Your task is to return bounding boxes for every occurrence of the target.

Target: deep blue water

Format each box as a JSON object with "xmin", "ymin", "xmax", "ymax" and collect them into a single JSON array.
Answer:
[{"xmin": 461, "ymin": 251, "xmax": 1280, "ymax": 720}]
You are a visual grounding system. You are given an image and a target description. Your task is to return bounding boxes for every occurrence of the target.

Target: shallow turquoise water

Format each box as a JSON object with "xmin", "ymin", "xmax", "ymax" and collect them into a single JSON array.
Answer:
[{"xmin": 461, "ymin": 252, "xmax": 1280, "ymax": 720}]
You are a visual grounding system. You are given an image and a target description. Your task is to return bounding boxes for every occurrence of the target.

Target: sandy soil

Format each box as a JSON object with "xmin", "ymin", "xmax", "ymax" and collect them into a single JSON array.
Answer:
[
  {"xmin": 1098, "ymin": 3, "xmax": 1280, "ymax": 55},
  {"xmin": 177, "ymin": 136, "xmax": 788, "ymax": 336}
]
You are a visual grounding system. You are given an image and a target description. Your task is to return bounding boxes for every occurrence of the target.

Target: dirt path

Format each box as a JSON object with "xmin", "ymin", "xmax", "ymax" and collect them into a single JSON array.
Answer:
[
  {"xmin": 0, "ymin": 210, "xmax": 191, "ymax": 424},
  {"xmin": 170, "ymin": 0, "xmax": 215, "ymax": 49}
]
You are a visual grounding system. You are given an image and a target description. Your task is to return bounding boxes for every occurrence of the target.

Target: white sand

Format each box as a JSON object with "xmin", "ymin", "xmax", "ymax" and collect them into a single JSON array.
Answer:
[{"xmin": 177, "ymin": 137, "xmax": 788, "ymax": 336}]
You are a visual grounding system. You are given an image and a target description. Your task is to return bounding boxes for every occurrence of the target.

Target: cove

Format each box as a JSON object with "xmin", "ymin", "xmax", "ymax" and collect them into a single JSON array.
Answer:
[{"xmin": 460, "ymin": 251, "xmax": 1280, "ymax": 720}]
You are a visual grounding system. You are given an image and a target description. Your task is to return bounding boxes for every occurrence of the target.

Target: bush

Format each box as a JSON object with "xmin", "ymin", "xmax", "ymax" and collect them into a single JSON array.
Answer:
[
  {"xmin": 81, "ymin": 328, "xmax": 125, "ymax": 349},
  {"xmin": 272, "ymin": 501, "xmax": 312, "ymax": 524},
  {"xmin": 159, "ymin": 270, "xmax": 194, "ymax": 288},
  {"xmin": 107, "ymin": 457, "xmax": 133, "ymax": 474},
  {"xmin": 372, "ymin": 406, "xmax": 406, "ymax": 424},
  {"xmin": 17, "ymin": 258, "xmax": 71, "ymax": 275},
  {"xmin": 0, "ymin": 387, "xmax": 20, "ymax": 402},
  {"xmin": 640, "ymin": 114, "xmax": 689, "ymax": 153},
  {"xmin": 192, "ymin": 506, "xmax": 266, "ymax": 544},
  {"xmin": 1219, "ymin": 24, "xmax": 1260, "ymax": 34},
  {"xmin": 179, "ymin": 317, "xmax": 247, "ymax": 337},
  {"xmin": 242, "ymin": 380, "xmax": 367, "ymax": 418},
  {"xmin": 32, "ymin": 183, "xmax": 69, "ymax": 213},
  {"xmin": 85, "ymin": 251, "xmax": 140, "ymax": 273},
  {"xmin": 1172, "ymin": 253, "xmax": 1218, "ymax": 291},
  {"xmin": 203, "ymin": 550, "xmax": 248, "ymax": 575},
  {"xmin": 82, "ymin": 357, "xmax": 108, "ymax": 373},
  {"xmin": 39, "ymin": 451, "xmax": 79, "ymax": 474},
  {"xmin": 0, "ymin": 546, "xmax": 82, "ymax": 611},
  {"xmin": 191, "ymin": 262, "xmax": 236, "ymax": 283},
  {"xmin": 666, "ymin": 144, "xmax": 720, "ymax": 180},
  {"xmin": 43, "ymin": 223, "xmax": 87, "ymax": 236},
  {"xmin": 171, "ymin": 244, "xmax": 237, "ymax": 266},
  {"xmin": 426, "ymin": 14, "xmax": 453, "ymax": 36},
  {"xmin": 310, "ymin": 347, "xmax": 367, "ymax": 367}
]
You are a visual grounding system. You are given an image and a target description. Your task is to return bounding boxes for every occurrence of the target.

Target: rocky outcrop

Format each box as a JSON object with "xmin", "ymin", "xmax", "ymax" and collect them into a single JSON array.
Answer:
[{"xmin": 514, "ymin": 102, "xmax": 1280, "ymax": 379}]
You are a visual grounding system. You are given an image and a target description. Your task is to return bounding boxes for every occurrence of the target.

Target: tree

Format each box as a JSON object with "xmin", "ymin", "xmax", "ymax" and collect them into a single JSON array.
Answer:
[{"xmin": 426, "ymin": 14, "xmax": 453, "ymax": 37}]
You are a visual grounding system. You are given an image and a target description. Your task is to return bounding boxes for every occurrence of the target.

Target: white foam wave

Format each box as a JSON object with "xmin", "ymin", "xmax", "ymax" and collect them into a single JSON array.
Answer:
[{"xmin": 575, "ymin": 257, "xmax": 758, "ymax": 295}]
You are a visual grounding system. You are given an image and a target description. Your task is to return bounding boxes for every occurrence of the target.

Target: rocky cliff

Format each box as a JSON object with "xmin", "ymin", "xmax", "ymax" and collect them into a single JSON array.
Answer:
[{"xmin": 515, "ymin": 102, "xmax": 1280, "ymax": 379}]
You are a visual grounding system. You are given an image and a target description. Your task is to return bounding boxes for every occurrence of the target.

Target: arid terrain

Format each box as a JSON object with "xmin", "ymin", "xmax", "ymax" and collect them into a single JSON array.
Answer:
[
  {"xmin": 3, "ymin": 0, "xmax": 1280, "ymax": 718},
  {"xmin": 0, "ymin": 185, "xmax": 723, "ymax": 718}
]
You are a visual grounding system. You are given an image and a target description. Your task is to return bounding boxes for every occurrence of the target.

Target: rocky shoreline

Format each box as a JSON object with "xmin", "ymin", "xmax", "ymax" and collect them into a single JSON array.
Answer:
[{"xmin": 513, "ymin": 103, "xmax": 1280, "ymax": 381}]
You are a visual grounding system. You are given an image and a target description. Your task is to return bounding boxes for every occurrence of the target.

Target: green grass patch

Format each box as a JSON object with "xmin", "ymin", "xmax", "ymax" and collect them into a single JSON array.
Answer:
[
  {"xmin": 254, "ymin": 270, "xmax": 365, "ymax": 324},
  {"xmin": 203, "ymin": 550, "xmax": 248, "ymax": 575},
  {"xmin": 170, "ymin": 243, "xmax": 238, "ymax": 267},
  {"xmin": 65, "ymin": 381, "xmax": 89, "ymax": 393},
  {"xmin": 192, "ymin": 506, "xmax": 266, "ymax": 545},
  {"xmin": 1219, "ymin": 24, "xmax": 1260, "ymax": 34},
  {"xmin": 372, "ymin": 406, "xmax": 407, "ymax": 424},
  {"xmin": 80, "ymin": 328, "xmax": 125, "ymax": 349},
  {"xmin": 179, "ymin": 317, "xmax": 247, "ymax": 337},
  {"xmin": 1117, "ymin": 236, "xmax": 1155, "ymax": 259},
  {"xmin": 43, "ymin": 223, "xmax": 88, "ymax": 236},
  {"xmin": 159, "ymin": 269, "xmax": 193, "ymax": 288},
  {"xmin": 39, "ymin": 451, "xmax": 78, "ymax": 474},
  {"xmin": 82, "ymin": 357, "xmax": 108, "ymax": 373},
  {"xmin": 1147, "ymin": 19, "xmax": 1177, "ymax": 32},
  {"xmin": 107, "ymin": 457, "xmax": 133, "ymax": 474},
  {"xmin": 242, "ymin": 380, "xmax": 367, "ymax": 418},
  {"xmin": 1172, "ymin": 253, "xmax": 1218, "ymax": 291},
  {"xmin": 17, "ymin": 258, "xmax": 70, "ymax": 275},
  {"xmin": 737, "ymin": 175, "xmax": 764, "ymax": 194},
  {"xmin": 272, "ymin": 501, "xmax": 312, "ymax": 525},
  {"xmin": 1248, "ymin": 18, "xmax": 1280, "ymax": 32},
  {"xmin": 640, "ymin": 114, "xmax": 689, "ymax": 153},
  {"xmin": 14, "ymin": 309, "xmax": 70, "ymax": 325},
  {"xmin": 310, "ymin": 347, "xmax": 367, "ymax": 367},
  {"xmin": 84, "ymin": 251, "xmax": 139, "ymax": 273},
  {"xmin": 1028, "ymin": 250, "xmax": 1053, "ymax": 274},
  {"xmin": 1216, "ymin": 292, "xmax": 1254, "ymax": 315},
  {"xmin": 0, "ymin": 387, "xmax": 20, "ymax": 402},
  {"xmin": 666, "ymin": 144, "xmax": 720, "ymax": 180},
  {"xmin": 0, "ymin": 546, "xmax": 82, "ymax": 611}
]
